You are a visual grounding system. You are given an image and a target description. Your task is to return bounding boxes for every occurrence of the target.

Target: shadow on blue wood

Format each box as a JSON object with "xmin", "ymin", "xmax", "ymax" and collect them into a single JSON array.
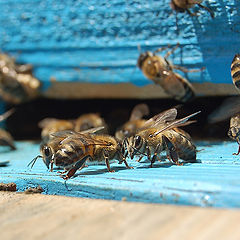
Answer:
[
  {"xmin": 0, "ymin": 141, "xmax": 240, "ymax": 208},
  {"xmin": 0, "ymin": 0, "xmax": 239, "ymax": 93}
]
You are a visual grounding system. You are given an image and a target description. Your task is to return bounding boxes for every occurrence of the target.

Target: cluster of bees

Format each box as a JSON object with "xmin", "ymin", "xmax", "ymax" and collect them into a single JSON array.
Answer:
[{"xmin": 1, "ymin": 1, "xmax": 239, "ymax": 180}]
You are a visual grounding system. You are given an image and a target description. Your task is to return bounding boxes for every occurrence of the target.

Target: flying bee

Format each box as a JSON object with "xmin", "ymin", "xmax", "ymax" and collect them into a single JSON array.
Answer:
[
  {"xmin": 115, "ymin": 103, "xmax": 149, "ymax": 141},
  {"xmin": 208, "ymin": 96, "xmax": 240, "ymax": 155},
  {"xmin": 231, "ymin": 54, "xmax": 240, "ymax": 90},
  {"xmin": 170, "ymin": 0, "xmax": 214, "ymax": 18},
  {"xmin": 137, "ymin": 43, "xmax": 204, "ymax": 102},
  {"xmin": 74, "ymin": 113, "xmax": 108, "ymax": 133},
  {"xmin": 29, "ymin": 127, "xmax": 132, "ymax": 180},
  {"xmin": 38, "ymin": 118, "xmax": 75, "ymax": 141},
  {"xmin": 126, "ymin": 108, "xmax": 200, "ymax": 167},
  {"xmin": 0, "ymin": 53, "xmax": 41, "ymax": 104}
]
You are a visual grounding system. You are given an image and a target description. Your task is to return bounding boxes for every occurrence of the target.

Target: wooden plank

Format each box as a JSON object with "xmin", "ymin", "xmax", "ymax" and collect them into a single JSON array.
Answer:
[
  {"xmin": 0, "ymin": 0, "xmax": 239, "ymax": 98},
  {"xmin": 0, "ymin": 140, "xmax": 240, "ymax": 208},
  {"xmin": 1, "ymin": 192, "xmax": 240, "ymax": 240}
]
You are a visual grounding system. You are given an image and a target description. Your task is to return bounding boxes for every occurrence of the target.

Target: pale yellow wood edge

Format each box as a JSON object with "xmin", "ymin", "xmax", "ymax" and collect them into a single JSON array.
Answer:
[
  {"xmin": 0, "ymin": 192, "xmax": 240, "ymax": 240},
  {"xmin": 43, "ymin": 82, "xmax": 239, "ymax": 99}
]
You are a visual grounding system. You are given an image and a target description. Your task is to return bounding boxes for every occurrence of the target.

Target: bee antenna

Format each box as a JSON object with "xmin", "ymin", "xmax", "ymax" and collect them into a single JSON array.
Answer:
[{"xmin": 27, "ymin": 155, "xmax": 42, "ymax": 168}]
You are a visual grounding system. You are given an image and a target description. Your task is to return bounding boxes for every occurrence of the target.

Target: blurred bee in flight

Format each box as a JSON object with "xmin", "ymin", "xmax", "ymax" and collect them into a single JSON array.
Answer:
[
  {"xmin": 170, "ymin": 0, "xmax": 214, "ymax": 18},
  {"xmin": 0, "ymin": 53, "xmax": 41, "ymax": 104},
  {"xmin": 29, "ymin": 127, "xmax": 132, "ymax": 180},
  {"xmin": 115, "ymin": 104, "xmax": 149, "ymax": 141},
  {"xmin": 137, "ymin": 43, "xmax": 204, "ymax": 102},
  {"xmin": 231, "ymin": 54, "xmax": 240, "ymax": 90},
  {"xmin": 126, "ymin": 108, "xmax": 200, "ymax": 167}
]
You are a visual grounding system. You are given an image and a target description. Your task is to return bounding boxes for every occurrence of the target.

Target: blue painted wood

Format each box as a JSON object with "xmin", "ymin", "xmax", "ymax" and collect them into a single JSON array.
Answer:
[
  {"xmin": 1, "ymin": 140, "xmax": 240, "ymax": 208},
  {"xmin": 0, "ymin": 0, "xmax": 239, "ymax": 92}
]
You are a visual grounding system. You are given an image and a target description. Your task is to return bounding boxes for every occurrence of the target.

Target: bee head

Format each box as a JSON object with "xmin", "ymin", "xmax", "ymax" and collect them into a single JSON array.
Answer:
[
  {"xmin": 137, "ymin": 51, "xmax": 153, "ymax": 69},
  {"xmin": 128, "ymin": 135, "xmax": 143, "ymax": 159},
  {"xmin": 41, "ymin": 145, "xmax": 54, "ymax": 169}
]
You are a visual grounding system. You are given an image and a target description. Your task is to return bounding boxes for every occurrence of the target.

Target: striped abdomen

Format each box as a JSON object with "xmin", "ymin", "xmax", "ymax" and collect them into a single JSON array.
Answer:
[{"xmin": 231, "ymin": 54, "xmax": 240, "ymax": 89}]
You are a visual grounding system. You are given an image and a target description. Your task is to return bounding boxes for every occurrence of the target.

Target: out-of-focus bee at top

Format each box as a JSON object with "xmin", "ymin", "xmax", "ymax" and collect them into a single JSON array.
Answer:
[
  {"xmin": 125, "ymin": 108, "xmax": 200, "ymax": 167},
  {"xmin": 74, "ymin": 113, "xmax": 108, "ymax": 134},
  {"xmin": 0, "ymin": 53, "xmax": 41, "ymax": 104},
  {"xmin": 115, "ymin": 104, "xmax": 149, "ymax": 141},
  {"xmin": 38, "ymin": 118, "xmax": 75, "ymax": 141},
  {"xmin": 0, "ymin": 108, "xmax": 16, "ymax": 150},
  {"xmin": 29, "ymin": 127, "xmax": 132, "ymax": 180},
  {"xmin": 170, "ymin": 0, "xmax": 214, "ymax": 18},
  {"xmin": 231, "ymin": 54, "xmax": 240, "ymax": 90},
  {"xmin": 137, "ymin": 43, "xmax": 204, "ymax": 102},
  {"xmin": 208, "ymin": 96, "xmax": 240, "ymax": 155}
]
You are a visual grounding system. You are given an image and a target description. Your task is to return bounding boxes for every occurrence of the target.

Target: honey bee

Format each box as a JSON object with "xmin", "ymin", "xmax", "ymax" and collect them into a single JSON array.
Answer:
[
  {"xmin": 74, "ymin": 113, "xmax": 108, "ymax": 133},
  {"xmin": 0, "ymin": 53, "xmax": 41, "ymax": 104},
  {"xmin": 38, "ymin": 118, "xmax": 75, "ymax": 140},
  {"xmin": 0, "ymin": 108, "xmax": 16, "ymax": 150},
  {"xmin": 29, "ymin": 127, "xmax": 132, "ymax": 180},
  {"xmin": 208, "ymin": 96, "xmax": 240, "ymax": 155},
  {"xmin": 231, "ymin": 54, "xmax": 240, "ymax": 90},
  {"xmin": 137, "ymin": 43, "xmax": 204, "ymax": 102},
  {"xmin": 115, "ymin": 103, "xmax": 149, "ymax": 141},
  {"xmin": 170, "ymin": 0, "xmax": 214, "ymax": 18},
  {"xmin": 126, "ymin": 108, "xmax": 200, "ymax": 166}
]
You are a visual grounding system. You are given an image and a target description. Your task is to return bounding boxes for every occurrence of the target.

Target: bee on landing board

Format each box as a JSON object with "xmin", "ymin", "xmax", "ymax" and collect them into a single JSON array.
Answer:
[
  {"xmin": 170, "ymin": 0, "xmax": 214, "ymax": 18},
  {"xmin": 74, "ymin": 113, "xmax": 108, "ymax": 134},
  {"xmin": 29, "ymin": 127, "xmax": 132, "ymax": 180},
  {"xmin": 0, "ymin": 53, "xmax": 41, "ymax": 104},
  {"xmin": 231, "ymin": 54, "xmax": 240, "ymax": 90},
  {"xmin": 0, "ymin": 108, "xmax": 16, "ymax": 150},
  {"xmin": 125, "ymin": 108, "xmax": 200, "ymax": 167},
  {"xmin": 208, "ymin": 96, "xmax": 240, "ymax": 155},
  {"xmin": 137, "ymin": 43, "xmax": 204, "ymax": 102},
  {"xmin": 115, "ymin": 104, "xmax": 149, "ymax": 141}
]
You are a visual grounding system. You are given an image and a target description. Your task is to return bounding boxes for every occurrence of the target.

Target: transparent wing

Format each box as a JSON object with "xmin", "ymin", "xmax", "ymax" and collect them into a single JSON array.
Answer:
[
  {"xmin": 141, "ymin": 108, "xmax": 178, "ymax": 130},
  {"xmin": 208, "ymin": 96, "xmax": 240, "ymax": 123},
  {"xmin": 151, "ymin": 111, "xmax": 201, "ymax": 137},
  {"xmin": 129, "ymin": 104, "xmax": 149, "ymax": 121}
]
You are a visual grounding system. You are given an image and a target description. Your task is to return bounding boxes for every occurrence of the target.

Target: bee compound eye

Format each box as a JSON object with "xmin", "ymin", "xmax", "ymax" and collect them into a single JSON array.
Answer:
[{"xmin": 44, "ymin": 146, "xmax": 51, "ymax": 157}]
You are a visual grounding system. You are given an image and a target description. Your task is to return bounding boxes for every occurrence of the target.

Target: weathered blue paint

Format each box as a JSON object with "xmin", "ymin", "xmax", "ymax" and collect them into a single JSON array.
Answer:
[
  {"xmin": 0, "ymin": 140, "xmax": 240, "ymax": 208},
  {"xmin": 0, "ymin": 0, "xmax": 239, "ymax": 91}
]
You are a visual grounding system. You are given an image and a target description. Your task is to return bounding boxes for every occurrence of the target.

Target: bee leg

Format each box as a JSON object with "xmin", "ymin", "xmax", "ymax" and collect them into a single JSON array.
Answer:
[
  {"xmin": 103, "ymin": 150, "xmax": 115, "ymax": 173},
  {"xmin": 151, "ymin": 144, "xmax": 161, "ymax": 167},
  {"xmin": 233, "ymin": 145, "xmax": 240, "ymax": 155},
  {"xmin": 137, "ymin": 156, "xmax": 143, "ymax": 162},
  {"xmin": 198, "ymin": 3, "xmax": 214, "ymax": 18},
  {"xmin": 146, "ymin": 146, "xmax": 153, "ymax": 167},
  {"xmin": 172, "ymin": 65, "xmax": 205, "ymax": 73},
  {"xmin": 153, "ymin": 45, "xmax": 171, "ymax": 54},
  {"xmin": 50, "ymin": 161, "xmax": 54, "ymax": 172},
  {"xmin": 186, "ymin": 9, "xmax": 198, "ymax": 17},
  {"xmin": 163, "ymin": 136, "xmax": 182, "ymax": 166},
  {"xmin": 123, "ymin": 158, "xmax": 134, "ymax": 169},
  {"xmin": 60, "ymin": 156, "xmax": 90, "ymax": 180},
  {"xmin": 164, "ymin": 43, "xmax": 180, "ymax": 59}
]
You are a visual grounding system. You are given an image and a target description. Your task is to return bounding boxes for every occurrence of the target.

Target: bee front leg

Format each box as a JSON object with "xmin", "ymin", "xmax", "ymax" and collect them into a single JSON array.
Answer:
[
  {"xmin": 198, "ymin": 3, "xmax": 214, "ymax": 18},
  {"xmin": 172, "ymin": 65, "xmax": 205, "ymax": 73},
  {"xmin": 146, "ymin": 146, "xmax": 153, "ymax": 167},
  {"xmin": 60, "ymin": 156, "xmax": 90, "ymax": 180},
  {"xmin": 233, "ymin": 145, "xmax": 240, "ymax": 155},
  {"xmin": 103, "ymin": 150, "xmax": 115, "ymax": 173},
  {"xmin": 151, "ymin": 144, "xmax": 161, "ymax": 167},
  {"xmin": 164, "ymin": 43, "xmax": 180, "ymax": 59},
  {"xmin": 163, "ymin": 135, "xmax": 182, "ymax": 166}
]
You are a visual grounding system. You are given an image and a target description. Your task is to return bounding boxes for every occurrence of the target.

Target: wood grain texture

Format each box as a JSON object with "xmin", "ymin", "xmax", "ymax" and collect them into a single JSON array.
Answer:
[
  {"xmin": 1, "ymin": 192, "xmax": 240, "ymax": 240},
  {"xmin": 0, "ymin": 140, "xmax": 240, "ymax": 208},
  {"xmin": 0, "ymin": 0, "xmax": 239, "ymax": 97}
]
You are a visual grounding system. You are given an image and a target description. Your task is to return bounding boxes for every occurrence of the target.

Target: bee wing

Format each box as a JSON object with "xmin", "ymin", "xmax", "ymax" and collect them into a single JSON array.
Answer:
[
  {"xmin": 79, "ymin": 126, "xmax": 105, "ymax": 134},
  {"xmin": 208, "ymin": 96, "xmax": 240, "ymax": 123},
  {"xmin": 151, "ymin": 111, "xmax": 201, "ymax": 137},
  {"xmin": 129, "ymin": 104, "xmax": 149, "ymax": 121},
  {"xmin": 140, "ymin": 108, "xmax": 178, "ymax": 130},
  {"xmin": 0, "ymin": 108, "xmax": 15, "ymax": 122}
]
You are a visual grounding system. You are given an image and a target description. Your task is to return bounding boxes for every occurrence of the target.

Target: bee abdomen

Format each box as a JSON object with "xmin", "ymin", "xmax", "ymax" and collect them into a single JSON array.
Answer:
[
  {"xmin": 231, "ymin": 54, "xmax": 240, "ymax": 89},
  {"xmin": 178, "ymin": 83, "xmax": 195, "ymax": 102}
]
